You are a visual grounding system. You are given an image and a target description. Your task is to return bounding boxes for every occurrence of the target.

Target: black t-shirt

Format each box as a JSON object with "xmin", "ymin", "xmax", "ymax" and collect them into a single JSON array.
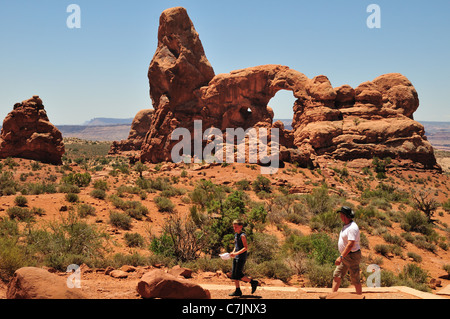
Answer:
[{"xmin": 234, "ymin": 232, "xmax": 248, "ymax": 260}]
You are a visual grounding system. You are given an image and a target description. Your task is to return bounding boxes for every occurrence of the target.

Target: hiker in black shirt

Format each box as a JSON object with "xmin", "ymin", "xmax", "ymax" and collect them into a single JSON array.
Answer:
[{"xmin": 229, "ymin": 219, "xmax": 259, "ymax": 297}]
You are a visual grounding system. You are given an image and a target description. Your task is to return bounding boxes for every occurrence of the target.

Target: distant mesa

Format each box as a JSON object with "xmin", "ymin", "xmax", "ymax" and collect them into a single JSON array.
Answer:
[
  {"xmin": 112, "ymin": 6, "xmax": 439, "ymax": 170},
  {"xmin": 0, "ymin": 95, "xmax": 65, "ymax": 165},
  {"xmin": 83, "ymin": 117, "xmax": 134, "ymax": 126}
]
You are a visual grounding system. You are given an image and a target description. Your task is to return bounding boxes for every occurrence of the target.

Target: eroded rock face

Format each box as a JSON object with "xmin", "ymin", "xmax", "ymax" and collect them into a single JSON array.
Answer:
[
  {"xmin": 140, "ymin": 6, "xmax": 215, "ymax": 163},
  {"xmin": 109, "ymin": 109, "xmax": 154, "ymax": 155},
  {"xmin": 0, "ymin": 96, "xmax": 65, "ymax": 165},
  {"xmin": 135, "ymin": 7, "xmax": 438, "ymax": 170}
]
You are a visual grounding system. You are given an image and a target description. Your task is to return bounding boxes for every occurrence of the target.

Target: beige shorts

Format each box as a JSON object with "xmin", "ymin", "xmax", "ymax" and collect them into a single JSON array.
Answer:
[{"xmin": 333, "ymin": 250, "xmax": 361, "ymax": 285}]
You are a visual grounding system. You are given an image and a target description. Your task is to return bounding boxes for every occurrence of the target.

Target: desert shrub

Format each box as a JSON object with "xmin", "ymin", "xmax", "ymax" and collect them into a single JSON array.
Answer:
[
  {"xmin": 126, "ymin": 205, "xmax": 149, "ymax": 220},
  {"xmin": 443, "ymin": 264, "xmax": 450, "ymax": 277},
  {"xmin": 151, "ymin": 214, "xmax": 206, "ymax": 262},
  {"xmin": 361, "ymin": 182, "xmax": 409, "ymax": 203},
  {"xmin": 150, "ymin": 232, "xmax": 176, "ymax": 258},
  {"xmin": 0, "ymin": 237, "xmax": 34, "ymax": 280},
  {"xmin": 383, "ymin": 233, "xmax": 406, "ymax": 248},
  {"xmin": 26, "ymin": 213, "xmax": 107, "ymax": 270},
  {"xmin": 407, "ymin": 252, "xmax": 422, "ymax": 263},
  {"xmin": 6, "ymin": 207, "xmax": 35, "ymax": 222},
  {"xmin": 401, "ymin": 232, "xmax": 415, "ymax": 243},
  {"xmin": 252, "ymin": 175, "xmax": 272, "ymax": 193},
  {"xmin": 58, "ymin": 183, "xmax": 80, "ymax": 194},
  {"xmin": 304, "ymin": 260, "xmax": 336, "ymax": 288},
  {"xmin": 401, "ymin": 210, "xmax": 434, "ymax": 235},
  {"xmin": 301, "ymin": 186, "xmax": 336, "ymax": 216},
  {"xmin": 124, "ymin": 233, "xmax": 145, "ymax": 248},
  {"xmin": 65, "ymin": 193, "xmax": 79, "ymax": 203},
  {"xmin": 235, "ymin": 179, "xmax": 251, "ymax": 191},
  {"xmin": 14, "ymin": 195, "xmax": 28, "ymax": 207},
  {"xmin": 379, "ymin": 269, "xmax": 398, "ymax": 287},
  {"xmin": 109, "ymin": 211, "xmax": 132, "ymax": 230},
  {"xmin": 154, "ymin": 196, "xmax": 175, "ymax": 213},
  {"xmin": 309, "ymin": 210, "xmax": 341, "ymax": 233},
  {"xmin": 413, "ymin": 236, "xmax": 437, "ymax": 253},
  {"xmin": 374, "ymin": 244, "xmax": 391, "ymax": 257},
  {"xmin": 253, "ymin": 259, "xmax": 294, "ymax": 283},
  {"xmin": 23, "ymin": 182, "xmax": 57, "ymax": 195},
  {"xmin": 0, "ymin": 171, "xmax": 18, "ymax": 195},
  {"xmin": 93, "ymin": 179, "xmax": 109, "ymax": 191},
  {"xmin": 372, "ymin": 157, "xmax": 391, "ymax": 179},
  {"xmin": 189, "ymin": 179, "xmax": 226, "ymax": 210},
  {"xmin": 249, "ymin": 232, "xmax": 279, "ymax": 263},
  {"xmin": 90, "ymin": 188, "xmax": 106, "ymax": 200},
  {"xmin": 284, "ymin": 233, "xmax": 339, "ymax": 266},
  {"xmin": 77, "ymin": 204, "xmax": 96, "ymax": 218},
  {"xmin": 61, "ymin": 172, "xmax": 91, "ymax": 187},
  {"xmin": 397, "ymin": 263, "xmax": 430, "ymax": 292},
  {"xmin": 442, "ymin": 199, "xmax": 450, "ymax": 212},
  {"xmin": 108, "ymin": 252, "xmax": 149, "ymax": 268}
]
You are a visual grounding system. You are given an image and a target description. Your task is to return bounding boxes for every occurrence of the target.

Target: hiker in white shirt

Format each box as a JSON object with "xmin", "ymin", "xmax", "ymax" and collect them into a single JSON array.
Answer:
[{"xmin": 332, "ymin": 206, "xmax": 363, "ymax": 295}]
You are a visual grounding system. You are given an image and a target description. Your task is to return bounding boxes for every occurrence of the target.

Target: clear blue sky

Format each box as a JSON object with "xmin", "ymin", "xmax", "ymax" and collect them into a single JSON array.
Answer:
[{"xmin": 0, "ymin": 0, "xmax": 449, "ymax": 125}]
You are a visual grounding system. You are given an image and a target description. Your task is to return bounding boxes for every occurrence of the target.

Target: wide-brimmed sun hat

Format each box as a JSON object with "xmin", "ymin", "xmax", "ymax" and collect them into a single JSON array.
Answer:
[{"xmin": 337, "ymin": 206, "xmax": 354, "ymax": 219}]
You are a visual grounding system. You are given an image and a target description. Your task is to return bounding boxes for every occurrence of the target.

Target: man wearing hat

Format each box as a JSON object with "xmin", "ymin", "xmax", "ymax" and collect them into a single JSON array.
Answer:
[{"xmin": 332, "ymin": 206, "xmax": 362, "ymax": 295}]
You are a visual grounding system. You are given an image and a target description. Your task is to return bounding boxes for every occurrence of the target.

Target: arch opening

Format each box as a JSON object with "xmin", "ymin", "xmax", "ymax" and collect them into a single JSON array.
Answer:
[{"xmin": 268, "ymin": 90, "xmax": 296, "ymax": 131}]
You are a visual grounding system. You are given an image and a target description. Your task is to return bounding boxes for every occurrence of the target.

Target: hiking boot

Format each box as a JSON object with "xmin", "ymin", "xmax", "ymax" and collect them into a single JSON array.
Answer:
[
  {"xmin": 229, "ymin": 288, "xmax": 242, "ymax": 297},
  {"xmin": 250, "ymin": 280, "xmax": 259, "ymax": 294}
]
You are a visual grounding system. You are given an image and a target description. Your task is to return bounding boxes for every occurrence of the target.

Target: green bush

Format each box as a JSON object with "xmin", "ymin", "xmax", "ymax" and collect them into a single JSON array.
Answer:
[
  {"xmin": 6, "ymin": 207, "xmax": 35, "ymax": 222},
  {"xmin": 252, "ymin": 175, "xmax": 272, "ymax": 193},
  {"xmin": 397, "ymin": 263, "xmax": 430, "ymax": 292},
  {"xmin": 401, "ymin": 210, "xmax": 433, "ymax": 235},
  {"xmin": 304, "ymin": 260, "xmax": 335, "ymax": 288},
  {"xmin": 407, "ymin": 252, "xmax": 422, "ymax": 263},
  {"xmin": 154, "ymin": 196, "xmax": 175, "ymax": 213},
  {"xmin": 301, "ymin": 187, "xmax": 336, "ymax": 216},
  {"xmin": 26, "ymin": 212, "xmax": 107, "ymax": 271},
  {"xmin": 284, "ymin": 233, "xmax": 339, "ymax": 266},
  {"xmin": 61, "ymin": 172, "xmax": 91, "ymax": 187},
  {"xmin": 14, "ymin": 195, "xmax": 28, "ymax": 207},
  {"xmin": 0, "ymin": 237, "xmax": 34, "ymax": 280},
  {"xmin": 443, "ymin": 264, "xmax": 450, "ymax": 277},
  {"xmin": 109, "ymin": 211, "xmax": 132, "ymax": 230},
  {"xmin": 77, "ymin": 204, "xmax": 96, "ymax": 218},
  {"xmin": 383, "ymin": 233, "xmax": 406, "ymax": 248},
  {"xmin": 124, "ymin": 232, "xmax": 145, "ymax": 248},
  {"xmin": 374, "ymin": 244, "xmax": 391, "ymax": 257},
  {"xmin": 65, "ymin": 193, "xmax": 79, "ymax": 203},
  {"xmin": 90, "ymin": 188, "xmax": 106, "ymax": 200}
]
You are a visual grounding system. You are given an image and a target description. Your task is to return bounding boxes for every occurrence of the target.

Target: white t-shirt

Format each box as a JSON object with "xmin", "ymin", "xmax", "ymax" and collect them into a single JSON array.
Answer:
[{"xmin": 338, "ymin": 221, "xmax": 360, "ymax": 254}]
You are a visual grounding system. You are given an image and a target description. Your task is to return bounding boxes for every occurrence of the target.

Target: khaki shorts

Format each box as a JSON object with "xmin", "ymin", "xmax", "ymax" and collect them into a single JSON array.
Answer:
[{"xmin": 333, "ymin": 250, "xmax": 361, "ymax": 285}]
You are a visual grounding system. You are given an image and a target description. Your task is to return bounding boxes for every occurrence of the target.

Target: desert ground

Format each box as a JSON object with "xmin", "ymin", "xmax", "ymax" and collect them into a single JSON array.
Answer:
[{"xmin": 0, "ymin": 139, "xmax": 449, "ymax": 300}]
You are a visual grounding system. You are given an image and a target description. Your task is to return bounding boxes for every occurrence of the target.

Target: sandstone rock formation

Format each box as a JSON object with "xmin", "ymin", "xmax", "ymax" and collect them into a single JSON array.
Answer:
[
  {"xmin": 136, "ymin": 269, "xmax": 210, "ymax": 299},
  {"xmin": 0, "ymin": 96, "xmax": 65, "ymax": 165},
  {"xmin": 109, "ymin": 108, "xmax": 154, "ymax": 155},
  {"xmin": 140, "ymin": 6, "xmax": 215, "ymax": 163},
  {"xmin": 132, "ymin": 7, "xmax": 439, "ymax": 170},
  {"xmin": 7, "ymin": 267, "xmax": 87, "ymax": 299}
]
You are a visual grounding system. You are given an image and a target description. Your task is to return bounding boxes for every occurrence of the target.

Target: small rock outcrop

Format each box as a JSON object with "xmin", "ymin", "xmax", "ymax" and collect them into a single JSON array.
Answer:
[
  {"xmin": 0, "ymin": 96, "xmax": 65, "ymax": 165},
  {"xmin": 7, "ymin": 267, "xmax": 87, "ymax": 299},
  {"xmin": 129, "ymin": 7, "xmax": 439, "ymax": 170},
  {"xmin": 109, "ymin": 108, "xmax": 154, "ymax": 155},
  {"xmin": 136, "ymin": 269, "xmax": 210, "ymax": 299}
]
